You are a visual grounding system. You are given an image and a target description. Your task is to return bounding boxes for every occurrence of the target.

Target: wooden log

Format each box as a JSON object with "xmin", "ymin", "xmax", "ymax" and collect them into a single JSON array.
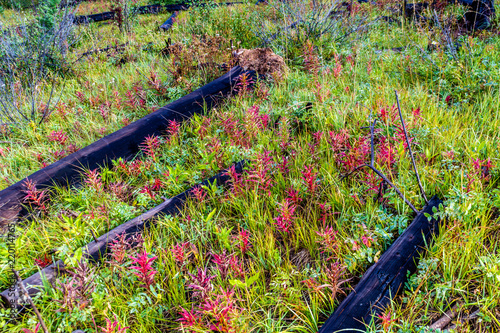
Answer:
[
  {"xmin": 0, "ymin": 160, "xmax": 247, "ymax": 308},
  {"xmin": 0, "ymin": 66, "xmax": 254, "ymax": 227},
  {"xmin": 73, "ymin": 11, "xmax": 115, "ymax": 25},
  {"xmin": 318, "ymin": 196, "xmax": 443, "ymax": 332},
  {"xmin": 159, "ymin": 11, "xmax": 178, "ymax": 31},
  {"xmin": 76, "ymin": 42, "xmax": 128, "ymax": 61},
  {"xmin": 133, "ymin": 4, "xmax": 169, "ymax": 15}
]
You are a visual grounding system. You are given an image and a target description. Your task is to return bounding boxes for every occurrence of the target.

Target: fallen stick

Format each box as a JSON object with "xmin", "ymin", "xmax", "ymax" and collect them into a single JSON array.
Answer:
[
  {"xmin": 12, "ymin": 270, "xmax": 49, "ymax": 333},
  {"xmin": 318, "ymin": 196, "xmax": 443, "ymax": 332},
  {"xmin": 429, "ymin": 303, "xmax": 460, "ymax": 330},
  {"xmin": 0, "ymin": 160, "xmax": 247, "ymax": 309},
  {"xmin": 74, "ymin": 42, "xmax": 129, "ymax": 62},
  {"xmin": 0, "ymin": 66, "xmax": 254, "ymax": 227}
]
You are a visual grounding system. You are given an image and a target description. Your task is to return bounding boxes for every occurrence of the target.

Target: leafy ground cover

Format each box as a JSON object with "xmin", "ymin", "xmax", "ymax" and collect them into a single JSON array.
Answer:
[{"xmin": 1, "ymin": 0, "xmax": 500, "ymax": 332}]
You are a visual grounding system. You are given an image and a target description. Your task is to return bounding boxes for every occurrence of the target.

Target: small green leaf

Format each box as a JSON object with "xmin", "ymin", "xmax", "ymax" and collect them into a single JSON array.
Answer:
[
  {"xmin": 245, "ymin": 272, "xmax": 260, "ymax": 286},
  {"xmin": 205, "ymin": 208, "xmax": 217, "ymax": 223}
]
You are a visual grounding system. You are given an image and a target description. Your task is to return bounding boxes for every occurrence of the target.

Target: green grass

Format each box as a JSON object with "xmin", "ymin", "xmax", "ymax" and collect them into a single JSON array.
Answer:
[{"xmin": 1, "ymin": 0, "xmax": 500, "ymax": 332}]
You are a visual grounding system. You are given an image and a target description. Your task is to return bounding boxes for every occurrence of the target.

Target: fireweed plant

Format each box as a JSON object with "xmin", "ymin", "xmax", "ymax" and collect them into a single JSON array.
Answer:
[{"xmin": 1, "ymin": 1, "xmax": 500, "ymax": 332}]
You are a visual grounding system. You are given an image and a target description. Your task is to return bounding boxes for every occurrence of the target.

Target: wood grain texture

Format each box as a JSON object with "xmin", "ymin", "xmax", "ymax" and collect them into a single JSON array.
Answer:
[
  {"xmin": 0, "ymin": 160, "xmax": 247, "ymax": 308},
  {"xmin": 0, "ymin": 66, "xmax": 252, "ymax": 226},
  {"xmin": 319, "ymin": 196, "xmax": 443, "ymax": 332}
]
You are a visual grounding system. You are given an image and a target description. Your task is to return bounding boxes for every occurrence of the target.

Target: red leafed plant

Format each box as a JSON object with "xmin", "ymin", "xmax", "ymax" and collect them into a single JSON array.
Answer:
[
  {"xmin": 200, "ymin": 288, "xmax": 238, "ymax": 332},
  {"xmin": 316, "ymin": 226, "xmax": 339, "ymax": 255},
  {"xmin": 167, "ymin": 119, "xmax": 181, "ymax": 140},
  {"xmin": 85, "ymin": 169, "xmax": 103, "ymax": 192},
  {"xmin": 274, "ymin": 199, "xmax": 296, "ymax": 233},
  {"xmin": 34, "ymin": 253, "xmax": 51, "ymax": 268},
  {"xmin": 48, "ymin": 130, "xmax": 68, "ymax": 145},
  {"xmin": 129, "ymin": 250, "xmax": 158, "ymax": 290},
  {"xmin": 23, "ymin": 179, "xmax": 47, "ymax": 211},
  {"xmin": 20, "ymin": 323, "xmax": 40, "ymax": 333},
  {"xmin": 246, "ymin": 150, "xmax": 274, "ymax": 196},
  {"xmin": 139, "ymin": 184, "xmax": 157, "ymax": 200},
  {"xmin": 140, "ymin": 135, "xmax": 161, "ymax": 161},
  {"xmin": 170, "ymin": 241, "xmax": 194, "ymax": 267},
  {"xmin": 191, "ymin": 185, "xmax": 207, "ymax": 202},
  {"xmin": 378, "ymin": 310, "xmax": 396, "ymax": 331},
  {"xmin": 301, "ymin": 165, "xmax": 319, "ymax": 194},
  {"xmin": 178, "ymin": 307, "xmax": 203, "ymax": 330},
  {"xmin": 234, "ymin": 229, "xmax": 252, "ymax": 255},
  {"xmin": 234, "ymin": 73, "xmax": 254, "ymax": 95},
  {"xmin": 225, "ymin": 164, "xmax": 244, "ymax": 196},
  {"xmin": 211, "ymin": 250, "xmax": 232, "ymax": 280},
  {"xmin": 108, "ymin": 233, "xmax": 132, "ymax": 265},
  {"xmin": 187, "ymin": 268, "xmax": 216, "ymax": 300}
]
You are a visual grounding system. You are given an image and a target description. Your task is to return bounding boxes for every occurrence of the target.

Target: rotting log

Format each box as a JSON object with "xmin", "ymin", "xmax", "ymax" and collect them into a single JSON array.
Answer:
[
  {"xmin": 0, "ymin": 66, "xmax": 254, "ymax": 227},
  {"xmin": 318, "ymin": 196, "xmax": 443, "ymax": 332},
  {"xmin": 0, "ymin": 160, "xmax": 247, "ymax": 308},
  {"xmin": 159, "ymin": 11, "xmax": 178, "ymax": 31}
]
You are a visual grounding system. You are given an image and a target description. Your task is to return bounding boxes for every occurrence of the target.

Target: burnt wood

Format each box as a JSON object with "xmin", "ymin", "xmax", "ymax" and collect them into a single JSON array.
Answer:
[
  {"xmin": 159, "ymin": 11, "xmax": 178, "ymax": 31},
  {"xmin": 318, "ymin": 196, "xmax": 443, "ymax": 332},
  {"xmin": 73, "ymin": 2, "xmax": 244, "ymax": 25},
  {"xmin": 73, "ymin": 11, "xmax": 115, "ymax": 25},
  {"xmin": 0, "ymin": 160, "xmax": 247, "ymax": 308},
  {"xmin": 0, "ymin": 66, "xmax": 253, "ymax": 226}
]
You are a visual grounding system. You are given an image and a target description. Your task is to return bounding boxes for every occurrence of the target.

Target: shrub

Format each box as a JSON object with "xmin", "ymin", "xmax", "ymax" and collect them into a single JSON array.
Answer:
[
  {"xmin": 0, "ymin": 0, "xmax": 77, "ymax": 125},
  {"xmin": 251, "ymin": 0, "xmax": 371, "ymax": 58}
]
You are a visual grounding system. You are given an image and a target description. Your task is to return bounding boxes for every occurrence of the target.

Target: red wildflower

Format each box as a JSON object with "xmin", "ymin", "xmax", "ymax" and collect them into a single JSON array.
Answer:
[
  {"xmin": 378, "ymin": 310, "xmax": 396, "ymax": 331},
  {"xmin": 84, "ymin": 169, "xmax": 103, "ymax": 192},
  {"xmin": 316, "ymin": 226, "xmax": 338, "ymax": 255},
  {"xmin": 140, "ymin": 135, "xmax": 161, "ymax": 161},
  {"xmin": 274, "ymin": 199, "xmax": 296, "ymax": 233},
  {"xmin": 98, "ymin": 315, "xmax": 129, "ymax": 333},
  {"xmin": 129, "ymin": 250, "xmax": 158, "ymax": 290},
  {"xmin": 48, "ymin": 130, "xmax": 68, "ymax": 145},
  {"xmin": 170, "ymin": 242, "xmax": 193, "ymax": 267},
  {"xmin": 187, "ymin": 268, "xmax": 216, "ymax": 300},
  {"xmin": 23, "ymin": 179, "xmax": 47, "ymax": 211},
  {"xmin": 234, "ymin": 229, "xmax": 252, "ymax": 255},
  {"xmin": 301, "ymin": 165, "xmax": 319, "ymax": 194},
  {"xmin": 178, "ymin": 307, "xmax": 202, "ymax": 328},
  {"xmin": 34, "ymin": 253, "xmax": 51, "ymax": 268}
]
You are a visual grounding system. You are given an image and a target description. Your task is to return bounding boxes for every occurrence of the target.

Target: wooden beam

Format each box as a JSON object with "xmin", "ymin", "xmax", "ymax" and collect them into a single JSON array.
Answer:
[
  {"xmin": 319, "ymin": 196, "xmax": 443, "ymax": 332},
  {"xmin": 159, "ymin": 11, "xmax": 178, "ymax": 31},
  {"xmin": 0, "ymin": 160, "xmax": 247, "ymax": 308}
]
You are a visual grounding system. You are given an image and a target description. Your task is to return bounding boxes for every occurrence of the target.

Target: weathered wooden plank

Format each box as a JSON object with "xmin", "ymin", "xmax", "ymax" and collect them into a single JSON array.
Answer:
[
  {"xmin": 0, "ymin": 66, "xmax": 253, "ymax": 226},
  {"xmin": 159, "ymin": 11, "xmax": 178, "ymax": 31},
  {"xmin": 0, "ymin": 160, "xmax": 247, "ymax": 308},
  {"xmin": 73, "ymin": 2, "xmax": 244, "ymax": 25},
  {"xmin": 319, "ymin": 196, "xmax": 443, "ymax": 332},
  {"xmin": 73, "ymin": 11, "xmax": 115, "ymax": 25}
]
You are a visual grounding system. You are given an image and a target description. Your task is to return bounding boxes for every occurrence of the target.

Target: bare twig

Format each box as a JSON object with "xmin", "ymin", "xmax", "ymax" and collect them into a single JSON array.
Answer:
[
  {"xmin": 13, "ymin": 270, "xmax": 49, "ymax": 333},
  {"xmin": 395, "ymin": 91, "xmax": 428, "ymax": 204}
]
